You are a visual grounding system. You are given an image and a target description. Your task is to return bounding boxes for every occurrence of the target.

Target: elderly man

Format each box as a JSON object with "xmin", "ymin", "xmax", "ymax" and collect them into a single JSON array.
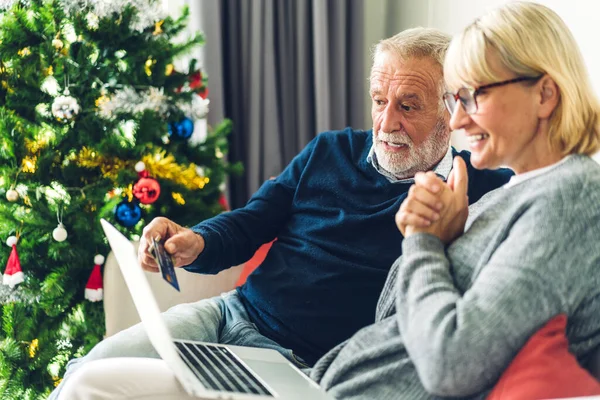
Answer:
[{"xmin": 52, "ymin": 27, "xmax": 512, "ymax": 399}]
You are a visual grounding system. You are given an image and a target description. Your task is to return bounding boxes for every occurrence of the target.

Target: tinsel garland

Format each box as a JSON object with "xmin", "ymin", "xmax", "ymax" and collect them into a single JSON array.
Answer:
[
  {"xmin": 72, "ymin": 147, "xmax": 210, "ymax": 190},
  {"xmin": 0, "ymin": 283, "xmax": 39, "ymax": 304},
  {"xmin": 142, "ymin": 151, "xmax": 210, "ymax": 190},
  {"xmin": 98, "ymin": 87, "xmax": 209, "ymax": 120},
  {"xmin": 59, "ymin": 0, "xmax": 166, "ymax": 32},
  {"xmin": 0, "ymin": 0, "xmax": 30, "ymax": 11},
  {"xmin": 70, "ymin": 147, "xmax": 129, "ymax": 179},
  {"xmin": 21, "ymin": 137, "xmax": 50, "ymax": 173}
]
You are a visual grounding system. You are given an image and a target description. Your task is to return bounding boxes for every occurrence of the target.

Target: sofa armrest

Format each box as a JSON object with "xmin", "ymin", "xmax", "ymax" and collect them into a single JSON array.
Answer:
[{"xmin": 103, "ymin": 240, "xmax": 243, "ymax": 337}]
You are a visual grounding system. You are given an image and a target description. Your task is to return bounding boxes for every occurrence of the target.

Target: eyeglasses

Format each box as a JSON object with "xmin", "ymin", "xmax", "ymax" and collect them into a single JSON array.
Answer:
[{"xmin": 443, "ymin": 76, "xmax": 543, "ymax": 115}]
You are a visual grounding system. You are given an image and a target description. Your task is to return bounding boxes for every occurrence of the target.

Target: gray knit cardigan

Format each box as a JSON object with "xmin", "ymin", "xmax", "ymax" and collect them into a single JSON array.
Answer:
[{"xmin": 311, "ymin": 154, "xmax": 600, "ymax": 400}]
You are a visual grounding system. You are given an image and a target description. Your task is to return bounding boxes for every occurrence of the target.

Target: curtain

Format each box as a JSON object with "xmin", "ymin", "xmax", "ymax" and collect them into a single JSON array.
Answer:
[{"xmin": 197, "ymin": 0, "xmax": 366, "ymax": 208}]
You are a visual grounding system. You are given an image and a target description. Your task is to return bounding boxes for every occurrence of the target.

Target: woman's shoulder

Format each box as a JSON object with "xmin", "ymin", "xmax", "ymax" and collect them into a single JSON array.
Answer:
[
  {"xmin": 509, "ymin": 155, "xmax": 600, "ymax": 200},
  {"xmin": 502, "ymin": 155, "xmax": 600, "ymax": 234},
  {"xmin": 468, "ymin": 155, "xmax": 600, "ymax": 231},
  {"xmin": 537, "ymin": 155, "xmax": 600, "ymax": 204}
]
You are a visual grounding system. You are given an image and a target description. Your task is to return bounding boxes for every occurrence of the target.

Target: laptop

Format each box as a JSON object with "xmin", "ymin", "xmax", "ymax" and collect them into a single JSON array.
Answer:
[{"xmin": 100, "ymin": 219, "xmax": 333, "ymax": 400}]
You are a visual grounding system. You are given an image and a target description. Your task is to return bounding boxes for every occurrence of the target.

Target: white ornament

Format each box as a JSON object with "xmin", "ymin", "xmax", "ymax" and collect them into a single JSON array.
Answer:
[
  {"xmin": 86, "ymin": 12, "xmax": 99, "ymax": 30},
  {"xmin": 52, "ymin": 223, "xmax": 68, "ymax": 242},
  {"xmin": 94, "ymin": 254, "xmax": 105, "ymax": 265},
  {"xmin": 195, "ymin": 166, "xmax": 205, "ymax": 177},
  {"xmin": 52, "ymin": 38, "xmax": 64, "ymax": 49},
  {"xmin": 135, "ymin": 161, "xmax": 146, "ymax": 172},
  {"xmin": 6, "ymin": 236, "xmax": 17, "ymax": 247},
  {"xmin": 52, "ymin": 95, "xmax": 80, "ymax": 121},
  {"xmin": 40, "ymin": 76, "xmax": 60, "ymax": 96},
  {"xmin": 6, "ymin": 189, "xmax": 19, "ymax": 202}
]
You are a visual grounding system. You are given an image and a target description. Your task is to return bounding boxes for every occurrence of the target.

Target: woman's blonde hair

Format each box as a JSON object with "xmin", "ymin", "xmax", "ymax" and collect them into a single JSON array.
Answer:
[{"xmin": 444, "ymin": 1, "xmax": 600, "ymax": 155}]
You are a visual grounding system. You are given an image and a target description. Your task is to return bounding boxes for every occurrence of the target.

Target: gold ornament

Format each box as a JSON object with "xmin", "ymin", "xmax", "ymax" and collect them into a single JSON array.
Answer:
[
  {"xmin": 95, "ymin": 95, "xmax": 109, "ymax": 108},
  {"xmin": 172, "ymin": 192, "xmax": 185, "ymax": 205},
  {"xmin": 22, "ymin": 156, "xmax": 37, "ymax": 173},
  {"xmin": 44, "ymin": 66, "xmax": 54, "ymax": 76},
  {"xmin": 153, "ymin": 20, "xmax": 164, "ymax": 35},
  {"xmin": 25, "ymin": 137, "xmax": 50, "ymax": 154},
  {"xmin": 165, "ymin": 63, "xmax": 174, "ymax": 76},
  {"xmin": 53, "ymin": 377, "xmax": 62, "ymax": 387},
  {"xmin": 144, "ymin": 57, "xmax": 156, "ymax": 77},
  {"xmin": 84, "ymin": 201, "xmax": 97, "ymax": 212},
  {"xmin": 18, "ymin": 47, "xmax": 31, "ymax": 57},
  {"xmin": 125, "ymin": 184, "xmax": 134, "ymax": 202},
  {"xmin": 29, "ymin": 339, "xmax": 39, "ymax": 358}
]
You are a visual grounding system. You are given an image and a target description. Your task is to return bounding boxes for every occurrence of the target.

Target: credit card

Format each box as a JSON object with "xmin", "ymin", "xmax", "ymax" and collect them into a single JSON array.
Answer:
[{"xmin": 149, "ymin": 236, "xmax": 180, "ymax": 291}]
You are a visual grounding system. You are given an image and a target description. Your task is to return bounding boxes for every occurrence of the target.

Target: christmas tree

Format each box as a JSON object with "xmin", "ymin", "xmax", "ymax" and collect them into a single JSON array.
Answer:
[{"xmin": 0, "ymin": 0, "xmax": 240, "ymax": 397}]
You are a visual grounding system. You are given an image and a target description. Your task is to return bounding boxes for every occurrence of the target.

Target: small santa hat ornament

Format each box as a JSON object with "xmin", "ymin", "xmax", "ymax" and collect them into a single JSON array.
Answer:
[
  {"xmin": 85, "ymin": 254, "xmax": 104, "ymax": 302},
  {"xmin": 3, "ymin": 235, "xmax": 23, "ymax": 288}
]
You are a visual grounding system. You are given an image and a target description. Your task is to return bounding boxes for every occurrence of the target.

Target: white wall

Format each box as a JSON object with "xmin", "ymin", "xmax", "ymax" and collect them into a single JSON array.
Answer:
[{"xmin": 364, "ymin": 0, "xmax": 600, "ymax": 150}]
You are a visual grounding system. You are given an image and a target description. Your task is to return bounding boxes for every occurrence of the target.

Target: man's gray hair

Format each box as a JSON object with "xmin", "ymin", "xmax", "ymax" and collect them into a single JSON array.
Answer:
[{"xmin": 372, "ymin": 27, "xmax": 451, "ymax": 113}]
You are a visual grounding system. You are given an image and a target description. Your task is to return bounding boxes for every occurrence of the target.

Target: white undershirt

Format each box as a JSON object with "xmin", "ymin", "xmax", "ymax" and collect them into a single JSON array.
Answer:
[{"xmin": 504, "ymin": 156, "xmax": 572, "ymax": 189}]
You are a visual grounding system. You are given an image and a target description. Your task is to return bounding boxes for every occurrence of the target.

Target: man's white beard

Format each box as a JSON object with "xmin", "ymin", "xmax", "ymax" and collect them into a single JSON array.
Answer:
[{"xmin": 373, "ymin": 119, "xmax": 450, "ymax": 180}]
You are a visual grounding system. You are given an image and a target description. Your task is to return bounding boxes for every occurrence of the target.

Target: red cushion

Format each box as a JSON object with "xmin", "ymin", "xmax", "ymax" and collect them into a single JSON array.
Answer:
[
  {"xmin": 235, "ymin": 241, "xmax": 274, "ymax": 287},
  {"xmin": 488, "ymin": 314, "xmax": 600, "ymax": 400}
]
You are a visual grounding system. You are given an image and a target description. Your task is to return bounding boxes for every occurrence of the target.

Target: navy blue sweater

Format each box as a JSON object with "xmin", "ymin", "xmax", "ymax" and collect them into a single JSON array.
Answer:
[{"xmin": 187, "ymin": 128, "xmax": 513, "ymax": 365}]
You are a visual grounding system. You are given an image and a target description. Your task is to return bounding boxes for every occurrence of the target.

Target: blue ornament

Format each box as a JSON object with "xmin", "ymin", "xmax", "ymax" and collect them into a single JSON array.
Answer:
[
  {"xmin": 167, "ymin": 117, "xmax": 194, "ymax": 140},
  {"xmin": 113, "ymin": 200, "xmax": 142, "ymax": 228}
]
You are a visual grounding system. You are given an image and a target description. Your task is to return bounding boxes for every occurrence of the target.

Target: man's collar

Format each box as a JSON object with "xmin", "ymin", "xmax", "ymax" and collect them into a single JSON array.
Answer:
[{"xmin": 367, "ymin": 144, "xmax": 453, "ymax": 183}]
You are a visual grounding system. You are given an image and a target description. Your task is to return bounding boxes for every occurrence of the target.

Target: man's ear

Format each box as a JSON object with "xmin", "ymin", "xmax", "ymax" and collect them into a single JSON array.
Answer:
[{"xmin": 538, "ymin": 75, "xmax": 560, "ymax": 119}]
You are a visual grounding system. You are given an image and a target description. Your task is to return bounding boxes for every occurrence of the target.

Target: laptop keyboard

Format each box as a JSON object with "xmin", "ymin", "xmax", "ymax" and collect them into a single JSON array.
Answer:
[{"xmin": 174, "ymin": 341, "xmax": 274, "ymax": 396}]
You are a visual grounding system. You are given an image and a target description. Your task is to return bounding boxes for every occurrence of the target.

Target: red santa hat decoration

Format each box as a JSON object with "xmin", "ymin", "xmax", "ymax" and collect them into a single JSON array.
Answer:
[
  {"xmin": 3, "ymin": 235, "xmax": 23, "ymax": 288},
  {"xmin": 85, "ymin": 254, "xmax": 104, "ymax": 302}
]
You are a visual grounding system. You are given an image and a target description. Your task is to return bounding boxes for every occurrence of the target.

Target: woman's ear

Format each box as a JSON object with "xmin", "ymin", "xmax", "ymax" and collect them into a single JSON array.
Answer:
[{"xmin": 538, "ymin": 75, "xmax": 560, "ymax": 119}]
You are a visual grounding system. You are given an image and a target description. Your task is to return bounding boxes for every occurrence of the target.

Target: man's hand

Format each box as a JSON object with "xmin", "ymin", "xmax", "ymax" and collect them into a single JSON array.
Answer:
[
  {"xmin": 396, "ymin": 157, "xmax": 469, "ymax": 244},
  {"xmin": 138, "ymin": 217, "xmax": 205, "ymax": 272}
]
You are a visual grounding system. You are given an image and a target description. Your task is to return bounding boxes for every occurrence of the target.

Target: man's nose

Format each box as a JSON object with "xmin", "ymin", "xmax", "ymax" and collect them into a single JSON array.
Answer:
[{"xmin": 380, "ymin": 104, "xmax": 402, "ymax": 133}]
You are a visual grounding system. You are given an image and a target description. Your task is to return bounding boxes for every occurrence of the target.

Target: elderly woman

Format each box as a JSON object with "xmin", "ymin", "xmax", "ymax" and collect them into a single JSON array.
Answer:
[{"xmin": 310, "ymin": 2, "xmax": 600, "ymax": 399}]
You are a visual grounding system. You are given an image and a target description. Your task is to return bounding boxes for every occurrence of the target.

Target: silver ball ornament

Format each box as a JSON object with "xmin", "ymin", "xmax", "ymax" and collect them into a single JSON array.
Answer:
[
  {"xmin": 51, "ymin": 95, "xmax": 80, "ymax": 121},
  {"xmin": 94, "ymin": 254, "xmax": 105, "ymax": 265},
  {"xmin": 6, "ymin": 189, "xmax": 19, "ymax": 202},
  {"xmin": 52, "ymin": 223, "xmax": 68, "ymax": 242}
]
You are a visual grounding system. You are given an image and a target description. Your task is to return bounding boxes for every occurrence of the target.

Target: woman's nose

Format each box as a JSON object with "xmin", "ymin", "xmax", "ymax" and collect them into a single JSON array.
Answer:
[{"xmin": 449, "ymin": 102, "xmax": 472, "ymax": 131}]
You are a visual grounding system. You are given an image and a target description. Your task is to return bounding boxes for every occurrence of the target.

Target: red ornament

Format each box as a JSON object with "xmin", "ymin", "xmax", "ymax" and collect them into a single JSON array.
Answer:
[
  {"xmin": 218, "ymin": 193, "xmax": 230, "ymax": 211},
  {"xmin": 85, "ymin": 255, "xmax": 104, "ymax": 302},
  {"xmin": 133, "ymin": 177, "xmax": 161, "ymax": 204},
  {"xmin": 198, "ymin": 86, "xmax": 209, "ymax": 100},
  {"xmin": 3, "ymin": 236, "xmax": 23, "ymax": 288},
  {"xmin": 189, "ymin": 71, "xmax": 209, "ymax": 99},
  {"xmin": 189, "ymin": 71, "xmax": 202, "ymax": 89}
]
